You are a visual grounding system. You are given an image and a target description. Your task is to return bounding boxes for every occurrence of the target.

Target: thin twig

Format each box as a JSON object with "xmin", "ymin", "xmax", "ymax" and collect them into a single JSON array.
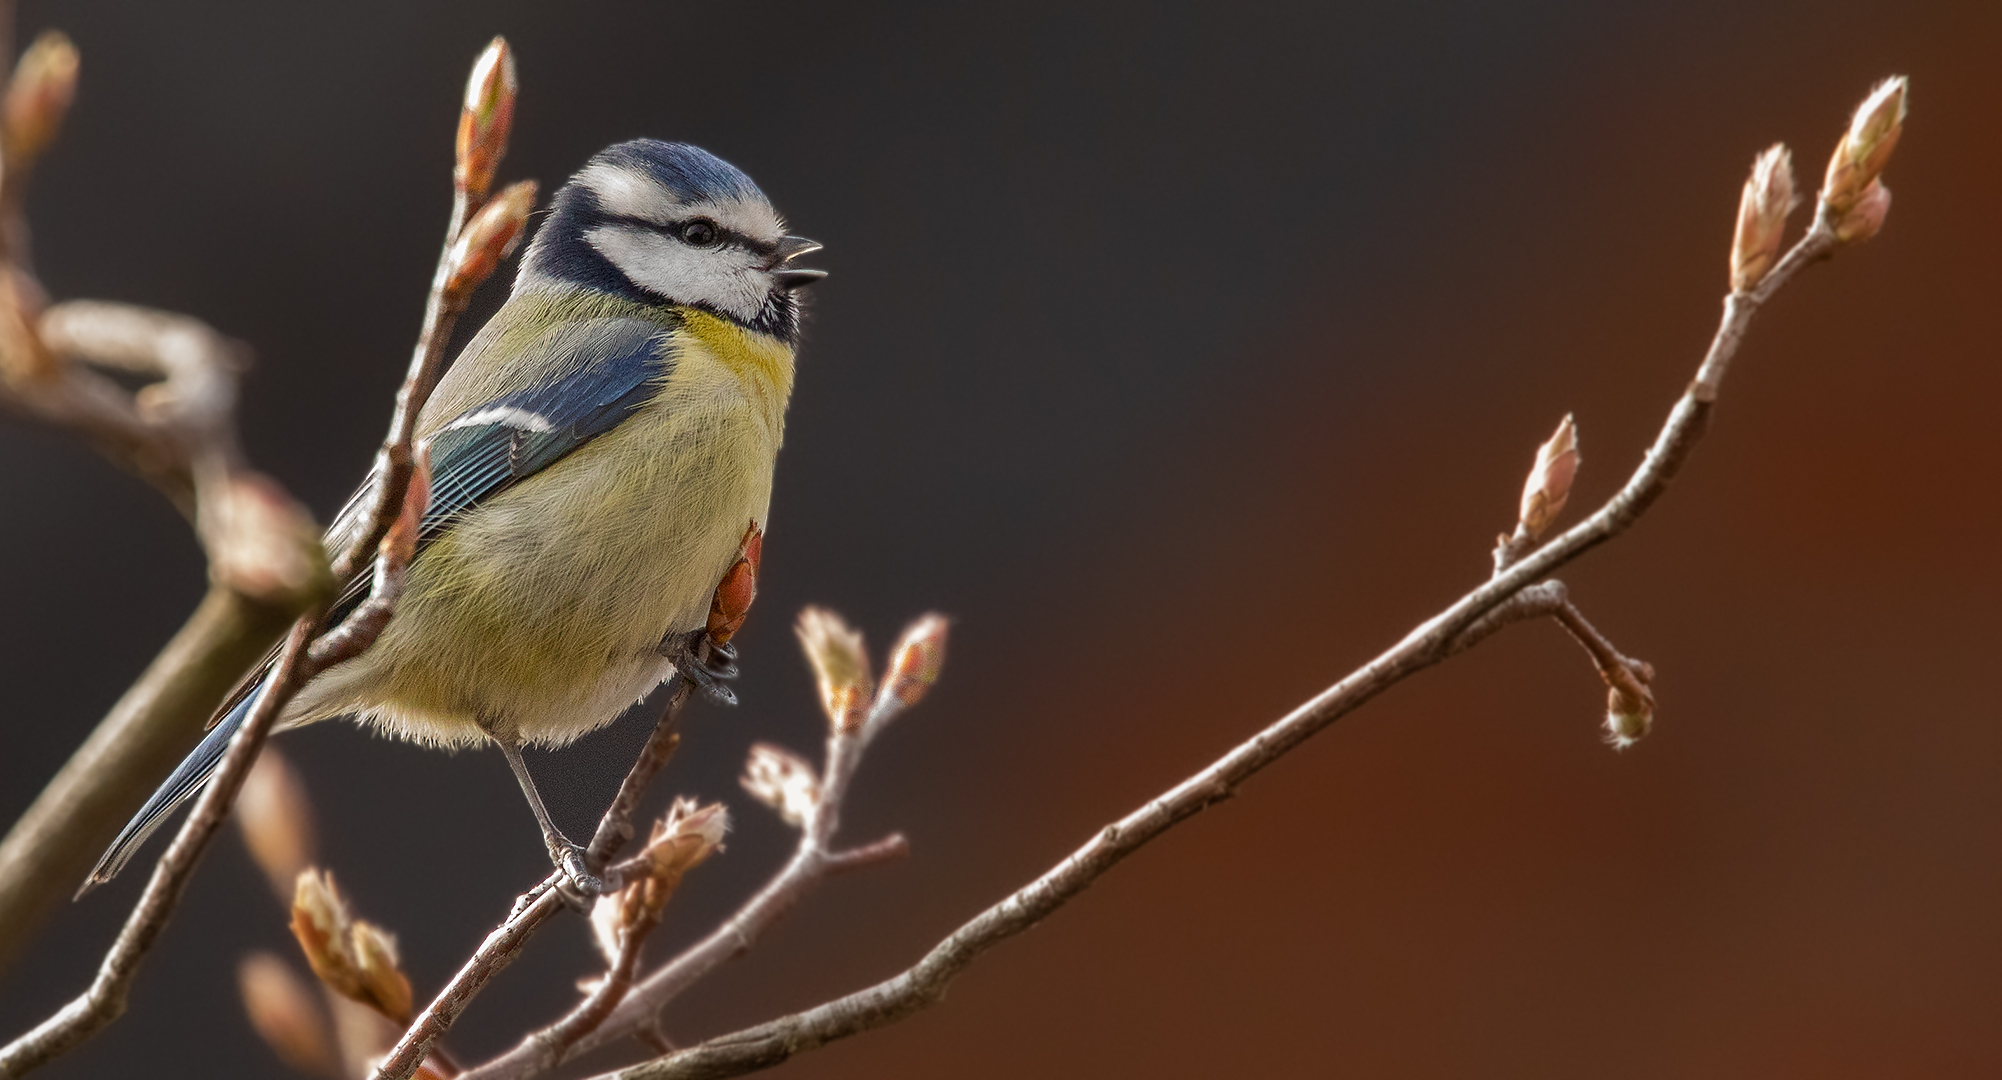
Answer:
[
  {"xmin": 371, "ymin": 680, "xmax": 699, "ymax": 1080},
  {"xmin": 538, "ymin": 895, "xmax": 662, "ymax": 1061},
  {"xmin": 459, "ymin": 692, "xmax": 916, "ymax": 1080},
  {"xmin": 589, "ymin": 679, "xmax": 695, "ymax": 874},
  {"xmin": 1550, "ymin": 599, "xmax": 1654, "ymax": 698},
  {"xmin": 329, "ymin": 191, "xmax": 479, "ymax": 583}
]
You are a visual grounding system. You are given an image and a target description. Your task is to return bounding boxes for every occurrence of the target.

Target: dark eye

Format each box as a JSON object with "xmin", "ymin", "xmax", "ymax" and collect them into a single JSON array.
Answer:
[{"xmin": 680, "ymin": 219, "xmax": 720, "ymax": 247}]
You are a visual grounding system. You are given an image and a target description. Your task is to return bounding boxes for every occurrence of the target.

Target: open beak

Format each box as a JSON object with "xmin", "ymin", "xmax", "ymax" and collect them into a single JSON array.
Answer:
[{"xmin": 770, "ymin": 235, "xmax": 826, "ymax": 290}]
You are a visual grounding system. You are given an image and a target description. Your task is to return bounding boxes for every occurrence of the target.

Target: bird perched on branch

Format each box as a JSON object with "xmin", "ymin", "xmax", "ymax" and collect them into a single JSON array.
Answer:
[{"xmin": 88, "ymin": 140, "xmax": 823, "ymax": 894}]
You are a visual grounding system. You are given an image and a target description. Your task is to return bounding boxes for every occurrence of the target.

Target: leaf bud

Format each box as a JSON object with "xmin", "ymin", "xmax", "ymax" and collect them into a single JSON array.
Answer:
[
  {"xmin": 382, "ymin": 444, "xmax": 432, "ymax": 572},
  {"xmin": 881, "ymin": 613, "xmax": 949, "ymax": 710},
  {"xmin": 795, "ymin": 606, "xmax": 874, "ymax": 732},
  {"xmin": 1729, "ymin": 144, "xmax": 1795, "ymax": 292},
  {"xmin": 740, "ymin": 742, "xmax": 821, "ymax": 828},
  {"xmin": 4, "ymin": 30, "xmax": 80, "ymax": 167},
  {"xmin": 1822, "ymin": 76, "xmax": 1907, "ymax": 215},
  {"xmin": 706, "ymin": 524, "xmax": 763, "ymax": 644},
  {"xmin": 454, "ymin": 36, "xmax": 517, "ymax": 203},
  {"xmin": 1603, "ymin": 683, "xmax": 1655, "ymax": 751},
  {"xmin": 1518, "ymin": 414, "xmax": 1580, "ymax": 541},
  {"xmin": 444, "ymin": 179, "xmax": 536, "ymax": 300},
  {"xmin": 1833, "ymin": 179, "xmax": 1891, "ymax": 244},
  {"xmin": 290, "ymin": 869, "xmax": 414, "ymax": 1023},
  {"xmin": 591, "ymin": 800, "xmax": 729, "ymax": 961}
]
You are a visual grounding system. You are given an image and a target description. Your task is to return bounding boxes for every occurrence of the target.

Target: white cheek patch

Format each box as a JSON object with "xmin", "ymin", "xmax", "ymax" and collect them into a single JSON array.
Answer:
[{"xmin": 586, "ymin": 224, "xmax": 766, "ymax": 322}]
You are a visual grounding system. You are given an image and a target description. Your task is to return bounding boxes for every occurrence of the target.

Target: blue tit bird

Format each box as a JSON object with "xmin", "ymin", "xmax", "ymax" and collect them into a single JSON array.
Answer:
[{"xmin": 86, "ymin": 139, "xmax": 825, "ymax": 894}]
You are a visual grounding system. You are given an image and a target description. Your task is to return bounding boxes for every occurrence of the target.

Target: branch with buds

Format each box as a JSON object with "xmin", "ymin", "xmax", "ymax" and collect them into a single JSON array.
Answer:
[
  {"xmin": 474, "ymin": 77, "xmax": 1898, "ymax": 1080},
  {"xmin": 0, "ymin": 33, "xmax": 535, "ymax": 1076},
  {"xmin": 365, "ymin": 610, "xmax": 944, "ymax": 1080},
  {"xmin": 0, "ymin": 22, "xmax": 334, "ymax": 976},
  {"xmin": 0, "ymin": 36, "xmax": 1912, "ymax": 1080}
]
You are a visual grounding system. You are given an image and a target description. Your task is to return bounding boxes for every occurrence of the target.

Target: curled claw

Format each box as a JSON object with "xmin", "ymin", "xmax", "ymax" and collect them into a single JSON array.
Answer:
[
  {"xmin": 665, "ymin": 628, "xmax": 740, "ymax": 706},
  {"xmin": 550, "ymin": 840, "xmax": 605, "ymax": 906}
]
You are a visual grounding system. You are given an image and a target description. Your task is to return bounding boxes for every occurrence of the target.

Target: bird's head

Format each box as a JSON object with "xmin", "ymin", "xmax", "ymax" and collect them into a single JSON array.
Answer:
[{"xmin": 517, "ymin": 139, "xmax": 823, "ymax": 343}]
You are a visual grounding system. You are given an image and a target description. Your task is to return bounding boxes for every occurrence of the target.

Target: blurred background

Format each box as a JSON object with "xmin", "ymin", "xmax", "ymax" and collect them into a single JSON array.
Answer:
[{"xmin": 2, "ymin": 0, "xmax": 1999, "ymax": 1076}]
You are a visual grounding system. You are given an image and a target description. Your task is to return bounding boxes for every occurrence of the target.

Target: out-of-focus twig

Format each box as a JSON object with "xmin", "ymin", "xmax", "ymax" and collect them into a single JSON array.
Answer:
[
  {"xmin": 0, "ymin": 587, "xmax": 300, "ymax": 973},
  {"xmin": 0, "ymin": 32, "xmax": 530, "ymax": 1072}
]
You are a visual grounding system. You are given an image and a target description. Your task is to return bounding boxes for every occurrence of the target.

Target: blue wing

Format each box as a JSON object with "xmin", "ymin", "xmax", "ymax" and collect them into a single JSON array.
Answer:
[{"xmin": 83, "ymin": 313, "xmax": 679, "ymax": 891}]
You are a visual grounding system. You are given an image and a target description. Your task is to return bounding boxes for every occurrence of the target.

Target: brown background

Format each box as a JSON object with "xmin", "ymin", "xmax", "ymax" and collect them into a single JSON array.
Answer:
[{"xmin": 2, "ymin": 1, "xmax": 1999, "ymax": 1077}]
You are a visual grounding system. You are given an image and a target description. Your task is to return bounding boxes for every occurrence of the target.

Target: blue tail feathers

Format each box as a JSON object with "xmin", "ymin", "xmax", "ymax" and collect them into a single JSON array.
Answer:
[{"xmin": 81, "ymin": 677, "xmax": 266, "ymax": 894}]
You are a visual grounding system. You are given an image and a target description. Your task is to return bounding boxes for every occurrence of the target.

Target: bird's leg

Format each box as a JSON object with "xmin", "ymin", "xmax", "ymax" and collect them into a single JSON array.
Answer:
[
  {"xmin": 483, "ymin": 727, "xmax": 604, "ymax": 898},
  {"xmin": 663, "ymin": 628, "xmax": 739, "ymax": 706}
]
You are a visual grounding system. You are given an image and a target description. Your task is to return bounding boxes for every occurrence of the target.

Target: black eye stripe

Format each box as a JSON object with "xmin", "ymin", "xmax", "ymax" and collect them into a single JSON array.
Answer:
[{"xmin": 606, "ymin": 214, "xmax": 775, "ymax": 257}]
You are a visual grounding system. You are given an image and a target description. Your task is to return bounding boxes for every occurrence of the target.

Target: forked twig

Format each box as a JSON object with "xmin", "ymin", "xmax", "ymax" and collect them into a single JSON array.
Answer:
[{"xmin": 369, "ymin": 679, "xmax": 698, "ymax": 1080}]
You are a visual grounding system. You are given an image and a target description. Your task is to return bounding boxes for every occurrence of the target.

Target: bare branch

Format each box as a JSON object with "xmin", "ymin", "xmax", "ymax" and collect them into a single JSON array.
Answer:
[
  {"xmin": 330, "ymin": 39, "xmax": 522, "ymax": 583},
  {"xmin": 0, "ymin": 34, "xmax": 520, "ymax": 1061},
  {"xmin": 552, "ymin": 212, "xmax": 1855, "ymax": 1080},
  {"xmin": 588, "ymin": 683, "xmax": 693, "ymax": 873}
]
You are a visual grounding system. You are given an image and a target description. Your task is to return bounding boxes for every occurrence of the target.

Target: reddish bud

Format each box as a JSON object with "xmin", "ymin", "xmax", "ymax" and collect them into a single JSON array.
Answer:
[
  {"xmin": 4, "ymin": 31, "xmax": 80, "ymax": 167},
  {"xmin": 707, "ymin": 523, "xmax": 763, "ymax": 644},
  {"xmin": 1729, "ymin": 144, "xmax": 1795, "ymax": 292},
  {"xmin": 1518, "ymin": 414, "xmax": 1580, "ymax": 541},
  {"xmin": 454, "ymin": 37, "xmax": 517, "ymax": 203},
  {"xmin": 238, "ymin": 952, "xmax": 341, "ymax": 1078},
  {"xmin": 882, "ymin": 613, "xmax": 949, "ymax": 710},
  {"xmin": 444, "ymin": 179, "xmax": 537, "ymax": 301},
  {"xmin": 382, "ymin": 444, "xmax": 431, "ymax": 571}
]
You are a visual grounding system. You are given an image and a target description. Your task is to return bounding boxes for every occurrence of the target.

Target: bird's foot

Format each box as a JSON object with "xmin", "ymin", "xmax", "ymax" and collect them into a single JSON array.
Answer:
[
  {"xmin": 547, "ymin": 836, "xmax": 605, "ymax": 905},
  {"xmin": 665, "ymin": 629, "xmax": 740, "ymax": 706}
]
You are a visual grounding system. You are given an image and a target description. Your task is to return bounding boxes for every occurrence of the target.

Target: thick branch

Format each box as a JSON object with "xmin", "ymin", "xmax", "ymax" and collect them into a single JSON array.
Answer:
[
  {"xmin": 0, "ymin": 620, "xmax": 318, "ymax": 1076},
  {"xmin": 0, "ymin": 587, "xmax": 300, "ymax": 973}
]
